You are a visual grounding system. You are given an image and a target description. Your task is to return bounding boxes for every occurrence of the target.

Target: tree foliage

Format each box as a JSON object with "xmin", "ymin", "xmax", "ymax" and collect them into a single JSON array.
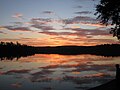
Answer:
[{"xmin": 95, "ymin": 0, "xmax": 120, "ymax": 39}]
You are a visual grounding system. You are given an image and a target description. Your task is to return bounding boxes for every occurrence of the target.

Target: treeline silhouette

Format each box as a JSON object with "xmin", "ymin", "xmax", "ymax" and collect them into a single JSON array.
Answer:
[
  {"xmin": 0, "ymin": 42, "xmax": 120, "ymax": 60},
  {"xmin": 36, "ymin": 44, "xmax": 120, "ymax": 56},
  {"xmin": 0, "ymin": 42, "xmax": 35, "ymax": 60}
]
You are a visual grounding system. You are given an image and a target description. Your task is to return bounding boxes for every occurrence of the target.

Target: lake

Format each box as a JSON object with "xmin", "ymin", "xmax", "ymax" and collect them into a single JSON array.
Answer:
[{"xmin": 0, "ymin": 54, "xmax": 120, "ymax": 90}]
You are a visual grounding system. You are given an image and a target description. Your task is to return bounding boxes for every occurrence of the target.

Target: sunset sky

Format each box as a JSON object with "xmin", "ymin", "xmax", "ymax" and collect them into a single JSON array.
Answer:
[{"xmin": 0, "ymin": 0, "xmax": 119, "ymax": 46}]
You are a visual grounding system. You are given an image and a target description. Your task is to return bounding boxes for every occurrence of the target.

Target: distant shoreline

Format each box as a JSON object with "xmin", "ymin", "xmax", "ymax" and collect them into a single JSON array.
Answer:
[
  {"xmin": 1, "ymin": 42, "xmax": 120, "ymax": 60},
  {"xmin": 34, "ymin": 44, "xmax": 120, "ymax": 56}
]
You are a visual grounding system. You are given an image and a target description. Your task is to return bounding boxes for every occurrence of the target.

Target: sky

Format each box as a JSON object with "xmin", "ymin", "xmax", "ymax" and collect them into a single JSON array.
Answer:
[{"xmin": 0, "ymin": 0, "xmax": 119, "ymax": 46}]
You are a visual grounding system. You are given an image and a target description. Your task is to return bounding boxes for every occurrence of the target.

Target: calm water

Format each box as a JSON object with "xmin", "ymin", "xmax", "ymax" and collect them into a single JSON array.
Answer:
[{"xmin": 0, "ymin": 54, "xmax": 120, "ymax": 90}]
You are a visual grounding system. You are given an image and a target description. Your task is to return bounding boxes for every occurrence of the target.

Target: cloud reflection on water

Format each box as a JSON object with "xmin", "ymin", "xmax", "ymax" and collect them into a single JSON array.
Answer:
[{"xmin": 0, "ymin": 54, "xmax": 119, "ymax": 90}]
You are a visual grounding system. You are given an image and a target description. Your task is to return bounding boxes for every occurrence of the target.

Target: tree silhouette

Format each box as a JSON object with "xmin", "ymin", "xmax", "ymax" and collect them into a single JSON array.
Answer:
[
  {"xmin": 0, "ymin": 42, "xmax": 36, "ymax": 60},
  {"xmin": 95, "ymin": 0, "xmax": 120, "ymax": 39}
]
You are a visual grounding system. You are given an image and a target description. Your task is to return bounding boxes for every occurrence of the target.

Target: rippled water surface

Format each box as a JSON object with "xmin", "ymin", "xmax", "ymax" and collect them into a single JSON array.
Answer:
[{"xmin": 0, "ymin": 54, "xmax": 120, "ymax": 90}]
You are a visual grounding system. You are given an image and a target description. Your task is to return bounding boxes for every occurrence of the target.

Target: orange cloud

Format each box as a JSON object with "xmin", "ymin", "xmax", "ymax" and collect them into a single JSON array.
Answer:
[
  {"xmin": 80, "ymin": 22, "xmax": 105, "ymax": 27},
  {"xmin": 0, "ymin": 26, "xmax": 6, "ymax": 30}
]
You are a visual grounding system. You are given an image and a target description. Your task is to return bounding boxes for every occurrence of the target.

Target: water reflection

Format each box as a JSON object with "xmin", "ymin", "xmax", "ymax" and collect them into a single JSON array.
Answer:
[{"xmin": 0, "ymin": 54, "xmax": 120, "ymax": 90}]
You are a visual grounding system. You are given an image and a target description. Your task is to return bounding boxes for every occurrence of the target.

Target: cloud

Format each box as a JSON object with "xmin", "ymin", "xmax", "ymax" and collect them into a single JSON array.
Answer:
[
  {"xmin": 37, "ymin": 26, "xmax": 113, "ymax": 46},
  {"xmin": 39, "ymin": 63, "xmax": 115, "ymax": 74},
  {"xmin": 0, "ymin": 26, "xmax": 6, "ymax": 30},
  {"xmin": 62, "ymin": 73, "xmax": 112, "ymax": 86},
  {"xmin": 75, "ymin": 11, "xmax": 92, "ymax": 14},
  {"xmin": 11, "ymin": 22, "xmax": 24, "ymax": 26},
  {"xmin": 32, "ymin": 25, "xmax": 55, "ymax": 31},
  {"xmin": 31, "ymin": 69, "xmax": 54, "ymax": 76},
  {"xmin": 11, "ymin": 27, "xmax": 31, "ymax": 31},
  {"xmin": 72, "ymin": 28, "xmax": 109, "ymax": 36},
  {"xmin": 62, "ymin": 16, "xmax": 99, "ymax": 26},
  {"xmin": 0, "ymin": 71, "xmax": 4, "ymax": 75},
  {"xmin": 80, "ymin": 22, "xmax": 105, "ymax": 28},
  {"xmin": 63, "ymin": 19, "xmax": 76, "ymax": 24},
  {"xmin": 0, "ymin": 11, "xmax": 116, "ymax": 47},
  {"xmin": 12, "ymin": 13, "xmax": 24, "ymax": 20},
  {"xmin": 0, "ymin": 31, "xmax": 5, "ymax": 34},
  {"xmin": 38, "ymin": 30, "xmax": 74, "ymax": 36},
  {"xmin": 30, "ymin": 69, "xmax": 54, "ymax": 82},
  {"xmin": 3, "ymin": 69, "xmax": 31, "ymax": 75},
  {"xmin": 44, "ymin": 27, "xmax": 108, "ymax": 38},
  {"xmin": 31, "ymin": 18, "xmax": 52, "ymax": 25},
  {"xmin": 3, "ymin": 26, "xmax": 31, "ymax": 31},
  {"xmin": 73, "ymin": 16, "xmax": 96, "ymax": 22},
  {"xmin": 38, "ymin": 31, "xmax": 58, "ymax": 36},
  {"xmin": 40, "ymin": 64, "xmax": 58, "ymax": 69},
  {"xmin": 0, "ymin": 25, "xmax": 116, "ymax": 46},
  {"xmin": 85, "ymin": 73, "xmax": 111, "ymax": 78},
  {"xmin": 30, "ymin": 76, "xmax": 52, "ymax": 82},
  {"xmin": 71, "ymin": 64, "xmax": 115, "ymax": 73},
  {"xmin": 30, "ymin": 18, "xmax": 56, "ymax": 31},
  {"xmin": 42, "ymin": 11, "xmax": 54, "ymax": 14}
]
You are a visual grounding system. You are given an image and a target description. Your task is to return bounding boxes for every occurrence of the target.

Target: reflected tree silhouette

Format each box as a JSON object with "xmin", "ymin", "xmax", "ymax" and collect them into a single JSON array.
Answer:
[{"xmin": 95, "ymin": 0, "xmax": 120, "ymax": 39}]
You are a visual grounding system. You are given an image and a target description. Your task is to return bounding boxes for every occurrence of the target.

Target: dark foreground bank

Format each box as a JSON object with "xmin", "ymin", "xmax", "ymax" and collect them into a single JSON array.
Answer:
[
  {"xmin": 88, "ymin": 64, "xmax": 120, "ymax": 90},
  {"xmin": 88, "ymin": 79, "xmax": 119, "ymax": 90}
]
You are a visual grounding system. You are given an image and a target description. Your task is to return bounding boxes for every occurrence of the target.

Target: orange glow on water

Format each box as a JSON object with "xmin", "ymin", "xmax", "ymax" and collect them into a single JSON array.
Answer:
[{"xmin": 84, "ymin": 73, "xmax": 106, "ymax": 78}]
